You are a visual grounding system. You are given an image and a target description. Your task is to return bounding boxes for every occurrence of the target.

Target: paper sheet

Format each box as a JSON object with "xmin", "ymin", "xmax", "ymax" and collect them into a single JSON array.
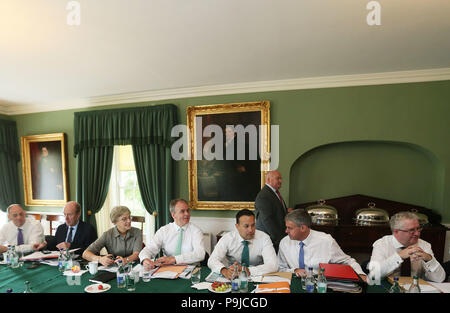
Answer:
[
  {"xmin": 402, "ymin": 283, "xmax": 441, "ymax": 293},
  {"xmin": 428, "ymin": 282, "xmax": 450, "ymax": 293},
  {"xmin": 20, "ymin": 248, "xmax": 80, "ymax": 261}
]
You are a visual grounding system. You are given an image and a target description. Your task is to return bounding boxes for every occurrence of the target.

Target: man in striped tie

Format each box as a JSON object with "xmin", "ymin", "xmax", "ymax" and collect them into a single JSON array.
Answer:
[{"xmin": 0, "ymin": 204, "xmax": 46, "ymax": 254}]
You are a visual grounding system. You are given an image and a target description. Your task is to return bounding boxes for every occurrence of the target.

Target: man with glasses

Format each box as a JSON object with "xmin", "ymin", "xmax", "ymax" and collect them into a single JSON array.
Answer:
[{"xmin": 369, "ymin": 211, "xmax": 445, "ymax": 282}]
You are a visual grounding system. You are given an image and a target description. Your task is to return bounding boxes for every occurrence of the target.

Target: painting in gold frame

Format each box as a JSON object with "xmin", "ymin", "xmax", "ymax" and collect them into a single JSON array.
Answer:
[
  {"xmin": 187, "ymin": 101, "xmax": 270, "ymax": 210},
  {"xmin": 21, "ymin": 133, "xmax": 69, "ymax": 206}
]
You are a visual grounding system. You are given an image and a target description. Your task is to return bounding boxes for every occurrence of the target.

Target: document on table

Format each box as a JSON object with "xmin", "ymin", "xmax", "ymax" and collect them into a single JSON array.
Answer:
[
  {"xmin": 205, "ymin": 271, "xmax": 231, "ymax": 283},
  {"xmin": 152, "ymin": 265, "xmax": 187, "ymax": 279},
  {"xmin": 252, "ymin": 272, "xmax": 292, "ymax": 284},
  {"xmin": 428, "ymin": 282, "xmax": 450, "ymax": 293},
  {"xmin": 20, "ymin": 248, "xmax": 80, "ymax": 261}
]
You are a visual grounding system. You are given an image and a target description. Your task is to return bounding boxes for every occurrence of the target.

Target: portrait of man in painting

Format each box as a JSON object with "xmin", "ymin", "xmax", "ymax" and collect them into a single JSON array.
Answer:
[
  {"xmin": 196, "ymin": 111, "xmax": 262, "ymax": 202},
  {"xmin": 30, "ymin": 141, "xmax": 64, "ymax": 200}
]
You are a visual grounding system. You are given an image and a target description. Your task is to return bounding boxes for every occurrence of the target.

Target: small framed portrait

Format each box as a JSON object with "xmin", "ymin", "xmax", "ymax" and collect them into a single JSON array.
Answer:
[
  {"xmin": 21, "ymin": 133, "xmax": 69, "ymax": 206},
  {"xmin": 187, "ymin": 101, "xmax": 271, "ymax": 210}
]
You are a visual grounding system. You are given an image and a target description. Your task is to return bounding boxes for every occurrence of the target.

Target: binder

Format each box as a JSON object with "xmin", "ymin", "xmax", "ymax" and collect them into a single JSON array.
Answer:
[
  {"xmin": 89, "ymin": 271, "xmax": 117, "ymax": 284},
  {"xmin": 319, "ymin": 263, "xmax": 360, "ymax": 282}
]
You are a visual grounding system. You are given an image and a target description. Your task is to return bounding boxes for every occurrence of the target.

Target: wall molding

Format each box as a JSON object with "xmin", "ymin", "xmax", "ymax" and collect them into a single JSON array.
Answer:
[{"xmin": 2, "ymin": 67, "xmax": 450, "ymax": 115}]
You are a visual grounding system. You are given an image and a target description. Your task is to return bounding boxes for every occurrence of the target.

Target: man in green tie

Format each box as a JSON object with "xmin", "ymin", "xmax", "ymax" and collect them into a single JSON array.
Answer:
[
  {"xmin": 208, "ymin": 209, "xmax": 278, "ymax": 280},
  {"xmin": 140, "ymin": 199, "xmax": 206, "ymax": 269}
]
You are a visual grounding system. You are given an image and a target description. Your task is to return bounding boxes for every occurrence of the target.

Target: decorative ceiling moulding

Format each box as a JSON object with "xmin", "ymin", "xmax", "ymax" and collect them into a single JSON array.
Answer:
[{"xmin": 4, "ymin": 67, "xmax": 450, "ymax": 115}]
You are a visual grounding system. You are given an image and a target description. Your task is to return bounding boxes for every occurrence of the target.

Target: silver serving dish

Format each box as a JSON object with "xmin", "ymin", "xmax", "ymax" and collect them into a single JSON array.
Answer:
[
  {"xmin": 411, "ymin": 209, "xmax": 429, "ymax": 226},
  {"xmin": 306, "ymin": 200, "xmax": 339, "ymax": 226},
  {"xmin": 355, "ymin": 202, "xmax": 389, "ymax": 226}
]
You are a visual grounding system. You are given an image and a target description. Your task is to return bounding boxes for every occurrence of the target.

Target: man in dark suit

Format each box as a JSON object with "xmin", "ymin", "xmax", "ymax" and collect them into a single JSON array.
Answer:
[
  {"xmin": 54, "ymin": 201, "xmax": 97, "ymax": 256},
  {"xmin": 254, "ymin": 170, "xmax": 290, "ymax": 251}
]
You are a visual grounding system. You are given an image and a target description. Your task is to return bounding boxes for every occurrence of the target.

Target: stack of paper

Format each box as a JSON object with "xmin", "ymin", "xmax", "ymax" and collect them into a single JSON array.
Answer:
[
  {"xmin": 152, "ymin": 265, "xmax": 187, "ymax": 279},
  {"xmin": 254, "ymin": 281, "xmax": 290, "ymax": 293},
  {"xmin": 327, "ymin": 281, "xmax": 362, "ymax": 293}
]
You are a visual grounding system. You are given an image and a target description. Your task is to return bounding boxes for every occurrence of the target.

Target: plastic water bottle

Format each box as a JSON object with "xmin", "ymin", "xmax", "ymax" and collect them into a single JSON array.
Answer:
[
  {"xmin": 5, "ymin": 245, "xmax": 11, "ymax": 267},
  {"xmin": 10, "ymin": 245, "xmax": 19, "ymax": 269},
  {"xmin": 389, "ymin": 277, "xmax": 404, "ymax": 293},
  {"xmin": 239, "ymin": 264, "xmax": 249, "ymax": 293},
  {"xmin": 305, "ymin": 267, "xmax": 315, "ymax": 293},
  {"xmin": 231, "ymin": 264, "xmax": 240, "ymax": 293},
  {"xmin": 57, "ymin": 249, "xmax": 65, "ymax": 273},
  {"xmin": 64, "ymin": 249, "xmax": 73, "ymax": 271},
  {"xmin": 407, "ymin": 275, "xmax": 421, "ymax": 293},
  {"xmin": 116, "ymin": 260, "xmax": 126, "ymax": 288},
  {"xmin": 316, "ymin": 268, "xmax": 327, "ymax": 293}
]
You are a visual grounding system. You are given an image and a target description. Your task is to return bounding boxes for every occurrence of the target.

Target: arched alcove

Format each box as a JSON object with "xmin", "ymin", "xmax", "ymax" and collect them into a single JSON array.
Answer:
[{"xmin": 289, "ymin": 141, "xmax": 443, "ymax": 209}]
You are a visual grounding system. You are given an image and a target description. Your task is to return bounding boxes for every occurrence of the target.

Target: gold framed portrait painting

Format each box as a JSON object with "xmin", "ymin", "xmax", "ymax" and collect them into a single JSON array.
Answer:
[
  {"xmin": 21, "ymin": 133, "xmax": 69, "ymax": 206},
  {"xmin": 187, "ymin": 101, "xmax": 271, "ymax": 210}
]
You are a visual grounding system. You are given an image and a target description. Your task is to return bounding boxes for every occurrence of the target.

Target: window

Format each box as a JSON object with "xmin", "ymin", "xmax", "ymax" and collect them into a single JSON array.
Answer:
[{"xmin": 96, "ymin": 145, "xmax": 155, "ymax": 244}]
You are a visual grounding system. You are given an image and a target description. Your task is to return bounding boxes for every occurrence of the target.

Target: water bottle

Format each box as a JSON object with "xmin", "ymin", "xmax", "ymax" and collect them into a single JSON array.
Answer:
[
  {"xmin": 316, "ymin": 268, "xmax": 327, "ymax": 293},
  {"xmin": 23, "ymin": 281, "xmax": 33, "ymax": 293},
  {"xmin": 407, "ymin": 275, "xmax": 421, "ymax": 293},
  {"xmin": 57, "ymin": 249, "xmax": 65, "ymax": 273},
  {"xmin": 239, "ymin": 264, "xmax": 249, "ymax": 293},
  {"xmin": 389, "ymin": 277, "xmax": 404, "ymax": 293},
  {"xmin": 64, "ymin": 249, "xmax": 73, "ymax": 271},
  {"xmin": 116, "ymin": 259, "xmax": 126, "ymax": 288},
  {"xmin": 231, "ymin": 264, "xmax": 240, "ymax": 293},
  {"xmin": 10, "ymin": 245, "xmax": 19, "ymax": 269},
  {"xmin": 305, "ymin": 267, "xmax": 315, "ymax": 293},
  {"xmin": 5, "ymin": 245, "xmax": 11, "ymax": 267}
]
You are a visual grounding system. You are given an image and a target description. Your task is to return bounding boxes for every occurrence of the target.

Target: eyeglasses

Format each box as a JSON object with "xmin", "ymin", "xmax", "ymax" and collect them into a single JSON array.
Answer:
[{"xmin": 397, "ymin": 227, "xmax": 422, "ymax": 234}]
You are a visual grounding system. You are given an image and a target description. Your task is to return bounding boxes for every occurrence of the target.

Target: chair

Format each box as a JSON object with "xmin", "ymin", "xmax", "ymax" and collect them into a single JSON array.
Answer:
[
  {"xmin": 46, "ymin": 215, "xmax": 65, "ymax": 236},
  {"xmin": 131, "ymin": 216, "xmax": 145, "ymax": 234},
  {"xmin": 131, "ymin": 216, "xmax": 146, "ymax": 248}
]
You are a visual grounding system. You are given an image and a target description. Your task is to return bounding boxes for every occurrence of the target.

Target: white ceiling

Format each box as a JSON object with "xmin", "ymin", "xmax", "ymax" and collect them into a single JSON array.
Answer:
[{"xmin": 1, "ymin": 0, "xmax": 450, "ymax": 115}]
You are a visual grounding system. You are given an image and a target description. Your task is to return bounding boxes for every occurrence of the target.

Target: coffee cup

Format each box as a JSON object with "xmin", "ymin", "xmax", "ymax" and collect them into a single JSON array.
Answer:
[{"xmin": 86, "ymin": 261, "xmax": 98, "ymax": 275}]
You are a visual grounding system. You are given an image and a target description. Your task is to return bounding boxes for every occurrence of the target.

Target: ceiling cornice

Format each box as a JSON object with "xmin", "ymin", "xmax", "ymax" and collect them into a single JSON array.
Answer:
[{"xmin": 2, "ymin": 67, "xmax": 450, "ymax": 116}]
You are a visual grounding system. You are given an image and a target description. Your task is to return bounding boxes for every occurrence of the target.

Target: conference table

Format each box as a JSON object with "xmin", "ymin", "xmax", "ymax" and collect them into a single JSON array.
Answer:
[{"xmin": 0, "ymin": 263, "xmax": 390, "ymax": 294}]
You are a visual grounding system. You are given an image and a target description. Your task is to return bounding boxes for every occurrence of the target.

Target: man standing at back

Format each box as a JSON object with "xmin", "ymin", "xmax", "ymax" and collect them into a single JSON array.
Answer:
[
  {"xmin": 54, "ymin": 201, "xmax": 97, "ymax": 255},
  {"xmin": 254, "ymin": 170, "xmax": 289, "ymax": 251}
]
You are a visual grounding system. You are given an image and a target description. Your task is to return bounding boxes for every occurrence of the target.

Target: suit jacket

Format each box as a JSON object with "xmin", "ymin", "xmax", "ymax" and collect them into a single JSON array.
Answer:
[
  {"xmin": 54, "ymin": 220, "xmax": 97, "ymax": 255},
  {"xmin": 254, "ymin": 185, "xmax": 287, "ymax": 250}
]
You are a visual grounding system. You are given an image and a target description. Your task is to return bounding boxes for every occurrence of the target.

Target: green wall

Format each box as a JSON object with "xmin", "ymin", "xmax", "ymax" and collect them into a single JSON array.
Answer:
[{"xmin": 10, "ymin": 80, "xmax": 450, "ymax": 222}]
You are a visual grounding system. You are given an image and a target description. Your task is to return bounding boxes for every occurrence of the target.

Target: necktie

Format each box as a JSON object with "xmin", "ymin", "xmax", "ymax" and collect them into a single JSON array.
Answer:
[
  {"xmin": 299, "ymin": 241, "xmax": 305, "ymax": 269},
  {"xmin": 241, "ymin": 240, "xmax": 250, "ymax": 266},
  {"xmin": 174, "ymin": 228, "xmax": 184, "ymax": 256},
  {"xmin": 275, "ymin": 189, "xmax": 286, "ymax": 210},
  {"xmin": 17, "ymin": 228, "xmax": 24, "ymax": 245},
  {"xmin": 67, "ymin": 227, "xmax": 73, "ymax": 243},
  {"xmin": 400, "ymin": 247, "xmax": 411, "ymax": 277}
]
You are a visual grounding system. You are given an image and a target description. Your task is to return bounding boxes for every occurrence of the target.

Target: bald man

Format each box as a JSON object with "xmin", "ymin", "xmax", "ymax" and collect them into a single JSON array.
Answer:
[
  {"xmin": 0, "ymin": 204, "xmax": 46, "ymax": 253},
  {"xmin": 254, "ymin": 171, "xmax": 291, "ymax": 251},
  {"xmin": 53, "ymin": 201, "xmax": 97, "ymax": 255}
]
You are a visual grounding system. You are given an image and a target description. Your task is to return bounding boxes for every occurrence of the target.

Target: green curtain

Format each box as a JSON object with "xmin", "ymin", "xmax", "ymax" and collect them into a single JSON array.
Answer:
[
  {"xmin": 132, "ymin": 144, "xmax": 173, "ymax": 230},
  {"xmin": 0, "ymin": 119, "xmax": 21, "ymax": 212},
  {"xmin": 74, "ymin": 104, "xmax": 178, "ymax": 229},
  {"xmin": 77, "ymin": 146, "xmax": 113, "ymax": 230}
]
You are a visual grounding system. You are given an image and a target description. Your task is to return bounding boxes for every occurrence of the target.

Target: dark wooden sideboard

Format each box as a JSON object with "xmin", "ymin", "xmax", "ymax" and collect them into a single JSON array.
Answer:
[{"xmin": 295, "ymin": 194, "xmax": 448, "ymax": 263}]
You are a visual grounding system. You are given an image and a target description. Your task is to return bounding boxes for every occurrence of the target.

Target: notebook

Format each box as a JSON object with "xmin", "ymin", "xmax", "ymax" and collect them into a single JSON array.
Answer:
[{"xmin": 319, "ymin": 263, "xmax": 361, "ymax": 282}]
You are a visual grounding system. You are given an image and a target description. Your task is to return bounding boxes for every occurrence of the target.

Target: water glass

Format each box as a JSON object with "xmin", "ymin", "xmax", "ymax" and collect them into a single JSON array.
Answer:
[
  {"xmin": 126, "ymin": 272, "xmax": 138, "ymax": 292},
  {"xmin": 191, "ymin": 267, "xmax": 201, "ymax": 285},
  {"xmin": 142, "ymin": 270, "xmax": 152, "ymax": 282}
]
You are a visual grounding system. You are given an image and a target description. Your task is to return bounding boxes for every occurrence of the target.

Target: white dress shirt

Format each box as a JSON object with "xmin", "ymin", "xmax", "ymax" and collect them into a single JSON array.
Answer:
[
  {"xmin": 0, "ymin": 217, "xmax": 45, "ymax": 253},
  {"xmin": 369, "ymin": 235, "xmax": 445, "ymax": 282},
  {"xmin": 208, "ymin": 229, "xmax": 278, "ymax": 276},
  {"xmin": 278, "ymin": 229, "xmax": 365, "ymax": 275},
  {"xmin": 139, "ymin": 222, "xmax": 205, "ymax": 264}
]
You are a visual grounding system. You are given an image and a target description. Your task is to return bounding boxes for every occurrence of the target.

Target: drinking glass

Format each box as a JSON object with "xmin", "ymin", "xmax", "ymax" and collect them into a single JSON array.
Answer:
[{"xmin": 191, "ymin": 267, "xmax": 201, "ymax": 285}]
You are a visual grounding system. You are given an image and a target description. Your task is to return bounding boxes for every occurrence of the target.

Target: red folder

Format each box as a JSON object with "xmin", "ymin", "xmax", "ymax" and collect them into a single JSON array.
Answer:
[{"xmin": 319, "ymin": 263, "xmax": 360, "ymax": 282}]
